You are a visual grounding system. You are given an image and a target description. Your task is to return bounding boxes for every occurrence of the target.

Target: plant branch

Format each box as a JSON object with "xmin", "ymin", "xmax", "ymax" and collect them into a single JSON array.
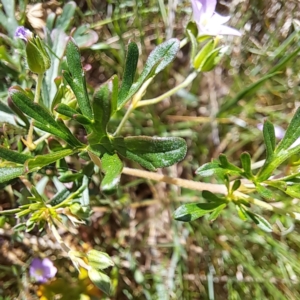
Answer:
[
  {"xmin": 136, "ymin": 71, "xmax": 198, "ymax": 108},
  {"xmin": 122, "ymin": 167, "xmax": 300, "ymax": 220}
]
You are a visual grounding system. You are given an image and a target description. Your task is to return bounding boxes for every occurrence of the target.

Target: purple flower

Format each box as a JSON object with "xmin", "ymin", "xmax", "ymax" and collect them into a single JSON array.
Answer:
[
  {"xmin": 191, "ymin": 0, "xmax": 241, "ymax": 36},
  {"xmin": 15, "ymin": 26, "xmax": 33, "ymax": 42},
  {"xmin": 29, "ymin": 258, "xmax": 57, "ymax": 283}
]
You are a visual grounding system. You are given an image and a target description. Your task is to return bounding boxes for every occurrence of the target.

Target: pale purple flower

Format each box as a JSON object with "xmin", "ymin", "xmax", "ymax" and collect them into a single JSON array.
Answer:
[
  {"xmin": 15, "ymin": 26, "xmax": 33, "ymax": 42},
  {"xmin": 29, "ymin": 258, "xmax": 57, "ymax": 283},
  {"xmin": 191, "ymin": 0, "xmax": 241, "ymax": 36}
]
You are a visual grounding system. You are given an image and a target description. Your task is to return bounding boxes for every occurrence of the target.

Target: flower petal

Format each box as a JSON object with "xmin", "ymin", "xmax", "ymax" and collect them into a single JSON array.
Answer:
[
  {"xmin": 191, "ymin": 0, "xmax": 203, "ymax": 21},
  {"xmin": 211, "ymin": 13, "xmax": 231, "ymax": 25},
  {"xmin": 199, "ymin": 0, "xmax": 217, "ymax": 18},
  {"xmin": 216, "ymin": 24, "xmax": 242, "ymax": 36}
]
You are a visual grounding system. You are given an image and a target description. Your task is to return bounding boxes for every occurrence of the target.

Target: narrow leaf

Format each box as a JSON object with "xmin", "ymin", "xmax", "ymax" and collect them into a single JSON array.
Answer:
[
  {"xmin": 218, "ymin": 72, "xmax": 279, "ymax": 114},
  {"xmin": 173, "ymin": 202, "xmax": 224, "ymax": 222},
  {"xmin": 118, "ymin": 42, "xmax": 139, "ymax": 105},
  {"xmin": 65, "ymin": 39, "xmax": 93, "ymax": 119},
  {"xmin": 25, "ymin": 149, "xmax": 76, "ymax": 172},
  {"xmin": 0, "ymin": 166, "xmax": 24, "ymax": 183},
  {"xmin": 0, "ymin": 147, "xmax": 31, "ymax": 164},
  {"xmin": 9, "ymin": 86, "xmax": 82, "ymax": 147},
  {"xmin": 117, "ymin": 39, "xmax": 180, "ymax": 109},
  {"xmin": 186, "ymin": 21, "xmax": 198, "ymax": 61},
  {"xmin": 263, "ymin": 120, "xmax": 276, "ymax": 160},
  {"xmin": 219, "ymin": 154, "xmax": 243, "ymax": 173},
  {"xmin": 276, "ymin": 107, "xmax": 300, "ymax": 153},
  {"xmin": 245, "ymin": 210, "xmax": 273, "ymax": 232},
  {"xmin": 240, "ymin": 152, "xmax": 253, "ymax": 178}
]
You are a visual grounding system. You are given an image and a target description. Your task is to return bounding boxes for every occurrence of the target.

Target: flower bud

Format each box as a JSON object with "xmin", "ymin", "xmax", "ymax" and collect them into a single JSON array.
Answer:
[{"xmin": 15, "ymin": 26, "xmax": 51, "ymax": 74}]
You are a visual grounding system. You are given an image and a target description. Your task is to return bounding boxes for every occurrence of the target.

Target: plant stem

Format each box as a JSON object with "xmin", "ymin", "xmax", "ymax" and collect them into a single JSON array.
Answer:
[
  {"xmin": 113, "ymin": 77, "xmax": 153, "ymax": 136},
  {"xmin": 22, "ymin": 73, "xmax": 44, "ymax": 151},
  {"xmin": 136, "ymin": 71, "xmax": 198, "ymax": 108},
  {"xmin": 122, "ymin": 167, "xmax": 227, "ymax": 194},
  {"xmin": 113, "ymin": 104, "xmax": 135, "ymax": 137},
  {"xmin": 34, "ymin": 73, "xmax": 44, "ymax": 104},
  {"xmin": 122, "ymin": 167, "xmax": 300, "ymax": 220}
]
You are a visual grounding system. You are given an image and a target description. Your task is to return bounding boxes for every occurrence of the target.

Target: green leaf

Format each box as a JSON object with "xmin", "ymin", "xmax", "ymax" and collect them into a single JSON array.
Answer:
[
  {"xmin": 100, "ymin": 152, "xmax": 123, "ymax": 193},
  {"xmin": 88, "ymin": 268, "xmax": 112, "ymax": 296},
  {"xmin": 218, "ymin": 72, "xmax": 279, "ymax": 115},
  {"xmin": 9, "ymin": 86, "xmax": 82, "ymax": 147},
  {"xmin": 240, "ymin": 152, "xmax": 253, "ymax": 178},
  {"xmin": 245, "ymin": 210, "xmax": 273, "ymax": 232},
  {"xmin": 117, "ymin": 39, "xmax": 180, "ymax": 109},
  {"xmin": 276, "ymin": 107, "xmax": 300, "ymax": 154},
  {"xmin": 219, "ymin": 154, "xmax": 243, "ymax": 173},
  {"xmin": 25, "ymin": 149, "xmax": 76, "ymax": 172},
  {"xmin": 256, "ymin": 183, "xmax": 274, "ymax": 200},
  {"xmin": 186, "ymin": 21, "xmax": 198, "ymax": 61},
  {"xmin": 64, "ymin": 38, "xmax": 93, "ymax": 119},
  {"xmin": 193, "ymin": 39, "xmax": 214, "ymax": 70},
  {"xmin": 0, "ymin": 146, "xmax": 31, "ymax": 164},
  {"xmin": 232, "ymin": 180, "xmax": 241, "ymax": 192},
  {"xmin": 55, "ymin": 1, "xmax": 76, "ymax": 31},
  {"xmin": 118, "ymin": 42, "xmax": 139, "ymax": 106},
  {"xmin": 196, "ymin": 161, "xmax": 227, "ymax": 177},
  {"xmin": 269, "ymin": 45, "xmax": 300, "ymax": 74},
  {"xmin": 173, "ymin": 202, "xmax": 224, "ymax": 222},
  {"xmin": 202, "ymin": 190, "xmax": 226, "ymax": 204},
  {"xmin": 88, "ymin": 83, "xmax": 111, "ymax": 144},
  {"xmin": 285, "ymin": 184, "xmax": 300, "ymax": 198},
  {"xmin": 87, "ymin": 250, "xmax": 114, "ymax": 270},
  {"xmin": 113, "ymin": 136, "xmax": 187, "ymax": 171},
  {"xmin": 263, "ymin": 120, "xmax": 276, "ymax": 161},
  {"xmin": 235, "ymin": 205, "xmax": 248, "ymax": 221},
  {"xmin": 50, "ymin": 188, "xmax": 70, "ymax": 206},
  {"xmin": 0, "ymin": 166, "xmax": 24, "ymax": 183},
  {"xmin": 54, "ymin": 103, "xmax": 92, "ymax": 125},
  {"xmin": 110, "ymin": 75, "xmax": 119, "ymax": 116},
  {"xmin": 208, "ymin": 204, "xmax": 226, "ymax": 221}
]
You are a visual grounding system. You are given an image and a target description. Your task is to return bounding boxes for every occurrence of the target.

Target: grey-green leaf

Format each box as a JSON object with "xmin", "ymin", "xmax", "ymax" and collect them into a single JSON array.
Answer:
[
  {"xmin": 100, "ymin": 152, "xmax": 123, "ymax": 193},
  {"xmin": 0, "ymin": 166, "xmax": 24, "ymax": 183},
  {"xmin": 118, "ymin": 42, "xmax": 139, "ymax": 106},
  {"xmin": 113, "ymin": 136, "xmax": 187, "ymax": 171},
  {"xmin": 117, "ymin": 39, "xmax": 180, "ymax": 109},
  {"xmin": 88, "ymin": 268, "xmax": 112, "ymax": 296},
  {"xmin": 65, "ymin": 38, "xmax": 93, "ymax": 119}
]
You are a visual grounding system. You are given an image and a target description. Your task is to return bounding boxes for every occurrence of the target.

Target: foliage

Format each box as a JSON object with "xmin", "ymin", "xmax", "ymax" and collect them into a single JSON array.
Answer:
[{"xmin": 1, "ymin": 0, "xmax": 300, "ymax": 299}]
